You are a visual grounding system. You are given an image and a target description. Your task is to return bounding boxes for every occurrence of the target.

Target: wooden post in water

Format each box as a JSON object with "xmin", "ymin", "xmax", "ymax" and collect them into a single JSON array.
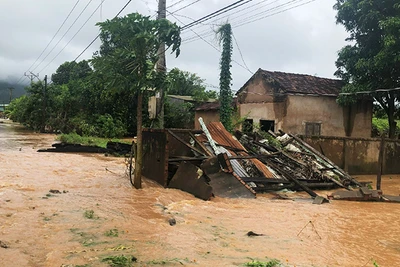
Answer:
[{"xmin": 376, "ymin": 136, "xmax": 385, "ymax": 190}]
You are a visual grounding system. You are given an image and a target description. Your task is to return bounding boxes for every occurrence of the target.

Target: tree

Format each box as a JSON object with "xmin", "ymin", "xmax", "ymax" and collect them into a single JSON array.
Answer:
[
  {"xmin": 334, "ymin": 0, "xmax": 400, "ymax": 138},
  {"xmin": 166, "ymin": 68, "xmax": 217, "ymax": 101},
  {"xmin": 93, "ymin": 13, "xmax": 181, "ymax": 189},
  {"xmin": 216, "ymin": 23, "xmax": 233, "ymax": 132},
  {"xmin": 52, "ymin": 60, "xmax": 92, "ymax": 86}
]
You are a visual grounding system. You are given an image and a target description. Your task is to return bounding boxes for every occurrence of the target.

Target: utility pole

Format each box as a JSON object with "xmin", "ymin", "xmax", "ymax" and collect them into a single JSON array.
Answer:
[
  {"xmin": 156, "ymin": 0, "xmax": 166, "ymax": 128},
  {"xmin": 42, "ymin": 75, "xmax": 47, "ymax": 132},
  {"xmin": 8, "ymin": 87, "xmax": 13, "ymax": 103},
  {"xmin": 24, "ymin": 72, "xmax": 40, "ymax": 83}
]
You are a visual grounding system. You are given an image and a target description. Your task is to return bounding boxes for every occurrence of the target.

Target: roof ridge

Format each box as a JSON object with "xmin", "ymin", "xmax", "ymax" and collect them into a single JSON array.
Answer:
[{"xmin": 260, "ymin": 69, "xmax": 341, "ymax": 81}]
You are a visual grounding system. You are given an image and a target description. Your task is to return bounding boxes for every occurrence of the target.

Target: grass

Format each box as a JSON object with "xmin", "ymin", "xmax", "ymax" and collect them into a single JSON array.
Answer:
[
  {"xmin": 56, "ymin": 132, "xmax": 130, "ymax": 148},
  {"xmin": 105, "ymin": 229, "xmax": 119, "ymax": 237},
  {"xmin": 101, "ymin": 255, "xmax": 133, "ymax": 267},
  {"xmin": 146, "ymin": 258, "xmax": 191, "ymax": 265},
  {"xmin": 83, "ymin": 210, "xmax": 99, "ymax": 219},
  {"xmin": 244, "ymin": 259, "xmax": 281, "ymax": 267}
]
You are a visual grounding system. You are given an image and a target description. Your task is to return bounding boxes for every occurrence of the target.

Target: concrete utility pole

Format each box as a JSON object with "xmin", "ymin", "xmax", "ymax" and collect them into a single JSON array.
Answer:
[
  {"xmin": 24, "ymin": 72, "xmax": 40, "ymax": 83},
  {"xmin": 42, "ymin": 75, "xmax": 47, "ymax": 132},
  {"xmin": 156, "ymin": 0, "xmax": 166, "ymax": 128},
  {"xmin": 8, "ymin": 87, "xmax": 13, "ymax": 103}
]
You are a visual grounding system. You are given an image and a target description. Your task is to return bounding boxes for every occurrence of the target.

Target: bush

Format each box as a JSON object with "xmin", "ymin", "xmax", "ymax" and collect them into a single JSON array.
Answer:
[{"xmin": 372, "ymin": 117, "xmax": 400, "ymax": 137}]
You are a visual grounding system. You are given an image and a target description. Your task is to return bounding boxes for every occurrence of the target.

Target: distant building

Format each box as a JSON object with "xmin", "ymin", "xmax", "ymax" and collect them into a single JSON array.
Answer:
[{"xmin": 195, "ymin": 69, "xmax": 372, "ymax": 138}]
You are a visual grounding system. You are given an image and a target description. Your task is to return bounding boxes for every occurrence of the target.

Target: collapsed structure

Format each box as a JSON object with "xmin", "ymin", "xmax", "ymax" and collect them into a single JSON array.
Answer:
[{"xmin": 142, "ymin": 121, "xmax": 362, "ymax": 200}]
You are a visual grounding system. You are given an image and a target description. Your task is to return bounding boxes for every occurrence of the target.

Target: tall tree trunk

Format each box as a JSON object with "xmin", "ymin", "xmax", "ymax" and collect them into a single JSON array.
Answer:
[
  {"xmin": 134, "ymin": 91, "xmax": 143, "ymax": 189},
  {"xmin": 387, "ymin": 92, "xmax": 397, "ymax": 139}
]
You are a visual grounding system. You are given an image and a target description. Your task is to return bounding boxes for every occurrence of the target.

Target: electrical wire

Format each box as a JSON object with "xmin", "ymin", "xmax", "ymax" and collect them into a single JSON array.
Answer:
[
  {"xmin": 181, "ymin": 0, "xmax": 253, "ymax": 30},
  {"xmin": 15, "ymin": 0, "xmax": 81, "ymax": 85},
  {"xmin": 31, "ymin": 0, "xmax": 95, "ymax": 72},
  {"xmin": 181, "ymin": 0, "xmax": 317, "ymax": 44},
  {"xmin": 74, "ymin": 0, "xmax": 133, "ymax": 62},
  {"xmin": 169, "ymin": 0, "xmax": 202, "ymax": 14},
  {"xmin": 182, "ymin": 0, "xmax": 303, "ymax": 40},
  {"xmin": 168, "ymin": 10, "xmax": 253, "ymax": 74},
  {"xmin": 38, "ymin": 0, "xmax": 107, "ymax": 74}
]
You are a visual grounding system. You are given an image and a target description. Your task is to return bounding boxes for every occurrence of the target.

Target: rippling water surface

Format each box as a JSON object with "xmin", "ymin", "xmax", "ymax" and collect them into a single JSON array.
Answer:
[{"xmin": 1, "ymin": 120, "xmax": 399, "ymax": 267}]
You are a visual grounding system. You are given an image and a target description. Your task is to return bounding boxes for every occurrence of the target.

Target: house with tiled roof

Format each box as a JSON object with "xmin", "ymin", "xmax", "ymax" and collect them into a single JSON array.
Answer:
[
  {"xmin": 196, "ymin": 69, "xmax": 372, "ymax": 137},
  {"xmin": 237, "ymin": 68, "xmax": 372, "ymax": 137}
]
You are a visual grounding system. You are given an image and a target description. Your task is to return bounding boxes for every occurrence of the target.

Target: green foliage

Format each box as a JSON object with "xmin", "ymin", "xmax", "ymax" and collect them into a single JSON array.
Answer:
[
  {"xmin": 164, "ymin": 101, "xmax": 194, "ymax": 129},
  {"xmin": 83, "ymin": 210, "xmax": 98, "ymax": 219},
  {"xmin": 334, "ymin": 0, "xmax": 400, "ymax": 138},
  {"xmin": 101, "ymin": 255, "xmax": 132, "ymax": 267},
  {"xmin": 56, "ymin": 133, "xmax": 128, "ymax": 148},
  {"xmin": 372, "ymin": 117, "xmax": 400, "ymax": 137},
  {"xmin": 217, "ymin": 23, "xmax": 233, "ymax": 132},
  {"xmin": 244, "ymin": 259, "xmax": 281, "ymax": 267},
  {"xmin": 104, "ymin": 229, "xmax": 119, "ymax": 237},
  {"xmin": 166, "ymin": 67, "xmax": 216, "ymax": 102},
  {"xmin": 93, "ymin": 13, "xmax": 181, "ymax": 95}
]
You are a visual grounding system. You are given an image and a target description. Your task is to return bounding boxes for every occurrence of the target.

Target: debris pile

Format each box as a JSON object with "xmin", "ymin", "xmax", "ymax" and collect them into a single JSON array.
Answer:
[{"xmin": 142, "ymin": 121, "xmax": 361, "ymax": 200}]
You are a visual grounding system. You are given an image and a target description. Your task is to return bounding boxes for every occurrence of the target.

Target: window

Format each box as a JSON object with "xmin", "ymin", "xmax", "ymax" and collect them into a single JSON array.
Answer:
[
  {"xmin": 305, "ymin": 122, "xmax": 321, "ymax": 136},
  {"xmin": 243, "ymin": 119, "xmax": 254, "ymax": 133},
  {"xmin": 260, "ymin": 120, "xmax": 275, "ymax": 133}
]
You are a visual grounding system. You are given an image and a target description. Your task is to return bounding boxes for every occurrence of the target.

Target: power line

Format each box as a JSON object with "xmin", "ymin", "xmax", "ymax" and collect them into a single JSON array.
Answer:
[
  {"xmin": 31, "ymin": 0, "xmax": 95, "ymax": 72},
  {"xmin": 38, "ymin": 0, "xmax": 107, "ymax": 74},
  {"xmin": 180, "ymin": 0, "xmax": 275, "ymax": 35},
  {"xmin": 15, "ymin": 0, "xmax": 81, "ymax": 85},
  {"xmin": 166, "ymin": 0, "xmax": 186, "ymax": 9},
  {"xmin": 235, "ymin": 0, "xmax": 317, "ymax": 28},
  {"xmin": 181, "ymin": 0, "xmax": 317, "ymax": 44},
  {"xmin": 168, "ymin": 10, "xmax": 253, "ymax": 74},
  {"xmin": 232, "ymin": 32, "xmax": 251, "ymax": 73},
  {"xmin": 182, "ymin": 0, "xmax": 302, "ymax": 40},
  {"xmin": 169, "ymin": 0, "xmax": 202, "ymax": 14},
  {"xmin": 181, "ymin": 0, "xmax": 253, "ymax": 30},
  {"xmin": 74, "ymin": 0, "xmax": 133, "ymax": 62}
]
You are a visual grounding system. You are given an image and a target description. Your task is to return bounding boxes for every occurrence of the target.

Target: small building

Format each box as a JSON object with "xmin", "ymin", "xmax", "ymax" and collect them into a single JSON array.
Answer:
[{"xmin": 195, "ymin": 69, "xmax": 373, "ymax": 138}]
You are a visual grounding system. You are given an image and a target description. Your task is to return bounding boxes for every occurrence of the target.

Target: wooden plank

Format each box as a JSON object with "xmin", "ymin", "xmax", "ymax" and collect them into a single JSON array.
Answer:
[
  {"xmin": 258, "ymin": 158, "xmax": 319, "ymax": 198},
  {"xmin": 289, "ymin": 134, "xmax": 361, "ymax": 187},
  {"xmin": 189, "ymin": 131, "xmax": 213, "ymax": 157},
  {"xmin": 167, "ymin": 129, "xmax": 207, "ymax": 156}
]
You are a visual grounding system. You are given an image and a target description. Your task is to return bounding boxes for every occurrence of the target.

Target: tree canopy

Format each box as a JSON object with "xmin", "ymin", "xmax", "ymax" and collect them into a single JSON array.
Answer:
[{"xmin": 334, "ymin": 0, "xmax": 400, "ymax": 138}]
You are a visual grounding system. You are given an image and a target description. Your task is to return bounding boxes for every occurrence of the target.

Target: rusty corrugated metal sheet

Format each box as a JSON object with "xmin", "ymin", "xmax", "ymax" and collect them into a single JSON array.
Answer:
[{"xmin": 204, "ymin": 122, "xmax": 275, "ymax": 178}]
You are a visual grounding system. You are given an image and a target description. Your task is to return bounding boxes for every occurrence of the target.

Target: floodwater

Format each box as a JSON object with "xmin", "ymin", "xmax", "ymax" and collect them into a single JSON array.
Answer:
[{"xmin": 1, "ymin": 119, "xmax": 400, "ymax": 267}]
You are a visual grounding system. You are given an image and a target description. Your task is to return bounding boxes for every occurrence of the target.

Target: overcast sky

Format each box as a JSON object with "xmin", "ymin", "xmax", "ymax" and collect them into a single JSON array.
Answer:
[{"xmin": 0, "ymin": 0, "xmax": 349, "ymax": 92}]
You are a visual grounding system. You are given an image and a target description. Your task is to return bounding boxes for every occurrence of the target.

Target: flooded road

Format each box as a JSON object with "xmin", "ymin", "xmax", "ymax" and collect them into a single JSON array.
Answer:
[{"xmin": 1, "ymin": 119, "xmax": 400, "ymax": 267}]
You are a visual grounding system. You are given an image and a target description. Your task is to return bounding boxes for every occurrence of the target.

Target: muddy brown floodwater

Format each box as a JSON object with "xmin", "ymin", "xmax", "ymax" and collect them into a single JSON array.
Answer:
[{"xmin": 1, "ymin": 119, "xmax": 400, "ymax": 267}]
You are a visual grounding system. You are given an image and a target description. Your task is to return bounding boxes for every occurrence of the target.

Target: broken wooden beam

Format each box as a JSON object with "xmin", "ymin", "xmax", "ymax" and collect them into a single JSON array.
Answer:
[
  {"xmin": 289, "ymin": 134, "xmax": 361, "ymax": 187},
  {"xmin": 167, "ymin": 129, "xmax": 208, "ymax": 156}
]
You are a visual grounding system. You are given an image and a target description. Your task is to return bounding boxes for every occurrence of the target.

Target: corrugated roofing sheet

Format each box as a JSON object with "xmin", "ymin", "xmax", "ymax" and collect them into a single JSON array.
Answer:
[{"xmin": 202, "ymin": 122, "xmax": 275, "ymax": 179}]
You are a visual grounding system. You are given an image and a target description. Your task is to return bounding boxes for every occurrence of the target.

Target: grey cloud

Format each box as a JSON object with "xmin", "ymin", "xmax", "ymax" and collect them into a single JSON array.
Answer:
[{"xmin": 0, "ymin": 0, "xmax": 348, "ymax": 89}]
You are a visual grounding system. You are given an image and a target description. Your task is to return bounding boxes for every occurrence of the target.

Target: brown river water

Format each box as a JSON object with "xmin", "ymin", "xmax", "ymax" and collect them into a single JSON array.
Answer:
[{"xmin": 1, "ymin": 119, "xmax": 400, "ymax": 267}]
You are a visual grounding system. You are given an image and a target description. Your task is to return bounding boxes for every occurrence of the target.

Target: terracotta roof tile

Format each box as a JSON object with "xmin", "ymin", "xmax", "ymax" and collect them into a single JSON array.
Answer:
[{"xmin": 239, "ymin": 69, "xmax": 344, "ymax": 96}]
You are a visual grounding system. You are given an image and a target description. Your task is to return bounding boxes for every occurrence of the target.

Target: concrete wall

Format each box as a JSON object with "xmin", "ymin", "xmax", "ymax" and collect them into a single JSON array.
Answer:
[
  {"xmin": 237, "ymin": 76, "xmax": 373, "ymax": 138},
  {"xmin": 239, "ymin": 102, "xmax": 285, "ymax": 131},
  {"xmin": 302, "ymin": 136, "xmax": 400, "ymax": 175},
  {"xmin": 195, "ymin": 110, "xmax": 219, "ymax": 129}
]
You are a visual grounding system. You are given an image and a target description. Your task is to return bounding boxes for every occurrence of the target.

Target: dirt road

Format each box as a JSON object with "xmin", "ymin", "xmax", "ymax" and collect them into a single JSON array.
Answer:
[{"xmin": 1, "ymin": 120, "xmax": 400, "ymax": 267}]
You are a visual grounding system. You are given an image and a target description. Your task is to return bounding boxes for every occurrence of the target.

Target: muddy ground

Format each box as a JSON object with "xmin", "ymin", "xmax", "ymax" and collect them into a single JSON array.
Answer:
[{"xmin": 1, "ymin": 120, "xmax": 400, "ymax": 267}]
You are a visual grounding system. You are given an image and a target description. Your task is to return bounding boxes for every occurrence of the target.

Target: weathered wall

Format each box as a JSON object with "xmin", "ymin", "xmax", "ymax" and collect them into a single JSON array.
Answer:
[
  {"xmin": 237, "ymin": 78, "xmax": 372, "ymax": 138},
  {"xmin": 194, "ymin": 110, "xmax": 220, "ymax": 129},
  {"xmin": 284, "ymin": 95, "xmax": 372, "ymax": 138},
  {"xmin": 302, "ymin": 136, "xmax": 400, "ymax": 175},
  {"xmin": 239, "ymin": 102, "xmax": 285, "ymax": 131}
]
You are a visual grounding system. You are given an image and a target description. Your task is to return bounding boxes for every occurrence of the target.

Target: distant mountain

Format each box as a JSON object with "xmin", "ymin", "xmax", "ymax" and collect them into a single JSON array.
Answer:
[{"xmin": 0, "ymin": 80, "xmax": 27, "ymax": 104}]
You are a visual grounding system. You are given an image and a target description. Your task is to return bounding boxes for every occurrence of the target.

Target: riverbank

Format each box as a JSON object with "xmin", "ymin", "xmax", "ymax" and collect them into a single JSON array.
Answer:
[{"xmin": 1, "ymin": 121, "xmax": 399, "ymax": 267}]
